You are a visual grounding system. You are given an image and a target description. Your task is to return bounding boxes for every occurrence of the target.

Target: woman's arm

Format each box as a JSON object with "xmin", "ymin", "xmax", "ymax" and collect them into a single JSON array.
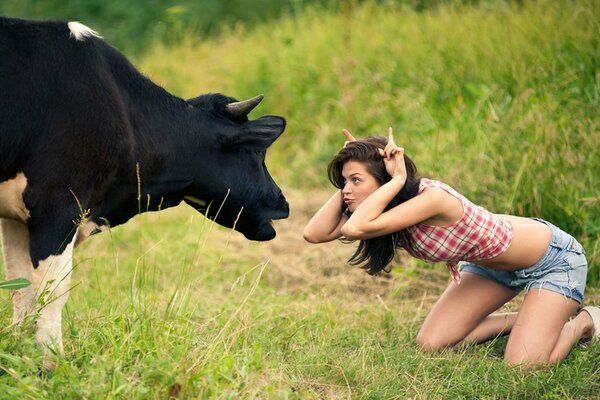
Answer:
[
  {"xmin": 341, "ymin": 187, "xmax": 452, "ymax": 240},
  {"xmin": 303, "ymin": 190, "xmax": 349, "ymax": 243},
  {"xmin": 341, "ymin": 128, "xmax": 455, "ymax": 239},
  {"xmin": 303, "ymin": 128, "xmax": 358, "ymax": 243}
]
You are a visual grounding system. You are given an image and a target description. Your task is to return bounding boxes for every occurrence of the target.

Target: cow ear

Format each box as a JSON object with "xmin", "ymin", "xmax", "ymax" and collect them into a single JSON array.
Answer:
[{"xmin": 223, "ymin": 116, "xmax": 286, "ymax": 149}]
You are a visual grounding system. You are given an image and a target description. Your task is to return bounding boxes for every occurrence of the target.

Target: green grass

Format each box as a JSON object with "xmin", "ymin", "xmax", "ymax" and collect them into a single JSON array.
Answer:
[
  {"xmin": 2, "ymin": 0, "xmax": 600, "ymax": 397},
  {"xmin": 139, "ymin": 0, "xmax": 599, "ymax": 284},
  {"xmin": 0, "ymin": 0, "xmax": 337, "ymax": 55},
  {"xmin": 1, "ymin": 203, "xmax": 599, "ymax": 398}
]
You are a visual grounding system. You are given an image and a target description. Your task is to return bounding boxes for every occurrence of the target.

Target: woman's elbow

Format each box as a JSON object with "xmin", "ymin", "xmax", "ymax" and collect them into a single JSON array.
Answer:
[
  {"xmin": 303, "ymin": 231, "xmax": 317, "ymax": 243},
  {"xmin": 340, "ymin": 224, "xmax": 363, "ymax": 240},
  {"xmin": 303, "ymin": 228, "xmax": 324, "ymax": 243}
]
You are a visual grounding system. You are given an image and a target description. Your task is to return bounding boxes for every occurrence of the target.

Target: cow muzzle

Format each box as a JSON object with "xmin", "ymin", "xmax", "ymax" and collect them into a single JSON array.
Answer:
[
  {"xmin": 271, "ymin": 195, "xmax": 289, "ymax": 220},
  {"xmin": 242, "ymin": 204, "xmax": 288, "ymax": 241}
]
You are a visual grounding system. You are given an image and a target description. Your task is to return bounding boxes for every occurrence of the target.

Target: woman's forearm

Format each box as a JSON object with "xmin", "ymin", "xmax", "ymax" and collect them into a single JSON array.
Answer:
[
  {"xmin": 348, "ymin": 177, "xmax": 404, "ymax": 224},
  {"xmin": 303, "ymin": 190, "xmax": 347, "ymax": 243}
]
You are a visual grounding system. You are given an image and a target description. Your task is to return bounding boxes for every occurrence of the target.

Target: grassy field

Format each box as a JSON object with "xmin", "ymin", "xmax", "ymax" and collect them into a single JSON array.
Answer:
[
  {"xmin": 1, "ymin": 191, "xmax": 599, "ymax": 398},
  {"xmin": 0, "ymin": 0, "xmax": 335, "ymax": 54},
  {"xmin": 139, "ymin": 0, "xmax": 599, "ymax": 283},
  {"xmin": 1, "ymin": 0, "xmax": 600, "ymax": 398}
]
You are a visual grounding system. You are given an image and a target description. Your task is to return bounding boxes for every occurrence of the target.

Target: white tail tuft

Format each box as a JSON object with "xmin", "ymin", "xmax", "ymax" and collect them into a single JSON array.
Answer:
[{"xmin": 68, "ymin": 21, "xmax": 102, "ymax": 41}]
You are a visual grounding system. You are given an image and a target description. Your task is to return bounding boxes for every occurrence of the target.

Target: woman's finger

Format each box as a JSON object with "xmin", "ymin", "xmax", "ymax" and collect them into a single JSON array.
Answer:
[
  {"xmin": 342, "ymin": 129, "xmax": 357, "ymax": 142},
  {"xmin": 387, "ymin": 127, "xmax": 395, "ymax": 145},
  {"xmin": 384, "ymin": 144, "xmax": 397, "ymax": 158}
]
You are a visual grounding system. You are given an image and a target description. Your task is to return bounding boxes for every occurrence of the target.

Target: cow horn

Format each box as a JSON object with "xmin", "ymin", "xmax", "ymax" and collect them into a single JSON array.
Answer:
[{"xmin": 226, "ymin": 95, "xmax": 264, "ymax": 118}]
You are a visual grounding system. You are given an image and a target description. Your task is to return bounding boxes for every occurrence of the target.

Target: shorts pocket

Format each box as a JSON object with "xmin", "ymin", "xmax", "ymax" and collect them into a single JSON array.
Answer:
[
  {"xmin": 552, "ymin": 235, "xmax": 585, "ymax": 254},
  {"xmin": 564, "ymin": 248, "xmax": 587, "ymax": 270}
]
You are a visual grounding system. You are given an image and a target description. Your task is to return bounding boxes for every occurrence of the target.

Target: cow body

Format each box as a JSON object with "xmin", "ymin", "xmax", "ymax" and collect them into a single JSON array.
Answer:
[{"xmin": 0, "ymin": 17, "xmax": 288, "ymax": 367}]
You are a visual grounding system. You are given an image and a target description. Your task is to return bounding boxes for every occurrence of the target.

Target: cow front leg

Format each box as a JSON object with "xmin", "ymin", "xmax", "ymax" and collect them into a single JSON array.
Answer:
[
  {"xmin": 25, "ymin": 188, "xmax": 83, "ymax": 369},
  {"xmin": 31, "ymin": 236, "xmax": 75, "ymax": 367},
  {"xmin": 1, "ymin": 218, "xmax": 36, "ymax": 324}
]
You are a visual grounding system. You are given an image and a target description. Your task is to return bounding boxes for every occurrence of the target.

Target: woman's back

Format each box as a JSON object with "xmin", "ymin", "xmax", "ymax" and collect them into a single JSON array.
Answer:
[{"xmin": 404, "ymin": 178, "xmax": 513, "ymax": 265}]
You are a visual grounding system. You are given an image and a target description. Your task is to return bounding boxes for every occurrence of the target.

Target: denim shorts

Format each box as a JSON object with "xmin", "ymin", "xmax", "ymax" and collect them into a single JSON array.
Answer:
[{"xmin": 459, "ymin": 219, "xmax": 588, "ymax": 303}]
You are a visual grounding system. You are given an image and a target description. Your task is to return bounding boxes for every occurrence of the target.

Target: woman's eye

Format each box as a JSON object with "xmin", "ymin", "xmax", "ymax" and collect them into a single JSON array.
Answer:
[{"xmin": 352, "ymin": 178, "xmax": 360, "ymax": 184}]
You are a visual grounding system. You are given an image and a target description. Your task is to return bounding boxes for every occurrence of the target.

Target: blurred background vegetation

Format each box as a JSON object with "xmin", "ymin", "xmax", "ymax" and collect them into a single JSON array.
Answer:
[
  {"xmin": 1, "ymin": 0, "xmax": 598, "ymax": 284},
  {"xmin": 0, "ymin": 1, "xmax": 507, "ymax": 54},
  {"xmin": 1, "ymin": 0, "xmax": 410, "ymax": 54}
]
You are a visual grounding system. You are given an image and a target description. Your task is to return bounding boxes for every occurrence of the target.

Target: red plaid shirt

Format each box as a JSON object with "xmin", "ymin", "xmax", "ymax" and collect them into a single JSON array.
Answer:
[{"xmin": 404, "ymin": 179, "xmax": 513, "ymax": 282}]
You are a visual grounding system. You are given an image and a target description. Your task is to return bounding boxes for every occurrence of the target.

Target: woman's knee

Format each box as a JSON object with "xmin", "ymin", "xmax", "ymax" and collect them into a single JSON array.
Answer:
[
  {"xmin": 415, "ymin": 329, "xmax": 458, "ymax": 351},
  {"xmin": 503, "ymin": 342, "xmax": 550, "ymax": 366}
]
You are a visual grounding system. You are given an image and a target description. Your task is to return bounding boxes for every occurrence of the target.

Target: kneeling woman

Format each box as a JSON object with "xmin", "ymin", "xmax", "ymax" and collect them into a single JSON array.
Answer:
[{"xmin": 303, "ymin": 128, "xmax": 599, "ymax": 366}]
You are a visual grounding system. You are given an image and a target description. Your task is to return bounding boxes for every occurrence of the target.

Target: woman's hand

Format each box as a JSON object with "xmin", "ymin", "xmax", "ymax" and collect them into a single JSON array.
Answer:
[{"xmin": 379, "ymin": 127, "xmax": 407, "ymax": 184}]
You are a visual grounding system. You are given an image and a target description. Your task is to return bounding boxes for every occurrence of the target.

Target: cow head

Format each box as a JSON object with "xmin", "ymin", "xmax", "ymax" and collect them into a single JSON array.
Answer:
[{"xmin": 183, "ymin": 93, "xmax": 289, "ymax": 240}]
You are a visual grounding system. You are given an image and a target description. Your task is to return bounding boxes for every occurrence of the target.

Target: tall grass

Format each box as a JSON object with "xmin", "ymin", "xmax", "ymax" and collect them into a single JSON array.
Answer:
[
  {"xmin": 1, "ymin": 1, "xmax": 599, "ymax": 398},
  {"xmin": 1, "ymin": 194, "xmax": 599, "ymax": 398},
  {"xmin": 140, "ymin": 0, "xmax": 599, "ymax": 284}
]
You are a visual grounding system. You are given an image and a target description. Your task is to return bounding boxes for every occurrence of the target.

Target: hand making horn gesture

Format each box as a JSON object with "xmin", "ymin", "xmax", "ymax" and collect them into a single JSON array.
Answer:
[
  {"xmin": 379, "ymin": 127, "xmax": 407, "ymax": 184},
  {"xmin": 342, "ymin": 129, "xmax": 356, "ymax": 148}
]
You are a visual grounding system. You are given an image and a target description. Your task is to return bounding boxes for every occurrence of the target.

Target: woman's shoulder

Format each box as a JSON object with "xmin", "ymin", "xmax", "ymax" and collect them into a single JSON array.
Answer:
[
  {"xmin": 418, "ymin": 178, "xmax": 459, "ymax": 195},
  {"xmin": 416, "ymin": 179, "xmax": 469, "ymax": 210}
]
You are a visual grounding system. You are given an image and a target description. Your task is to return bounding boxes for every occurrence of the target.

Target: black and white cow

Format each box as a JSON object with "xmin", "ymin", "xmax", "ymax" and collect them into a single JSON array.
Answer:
[{"xmin": 0, "ymin": 17, "xmax": 289, "ymax": 366}]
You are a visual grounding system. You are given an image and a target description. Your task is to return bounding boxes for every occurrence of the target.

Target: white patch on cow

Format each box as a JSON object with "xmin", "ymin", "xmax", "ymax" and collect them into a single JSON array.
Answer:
[
  {"xmin": 68, "ymin": 21, "xmax": 102, "ymax": 41},
  {"xmin": 0, "ymin": 172, "xmax": 30, "ymax": 222},
  {"xmin": 1, "ymin": 218, "xmax": 36, "ymax": 324},
  {"xmin": 33, "ymin": 234, "xmax": 76, "ymax": 368},
  {"xmin": 184, "ymin": 196, "xmax": 207, "ymax": 207},
  {"xmin": 74, "ymin": 219, "xmax": 108, "ymax": 248},
  {"xmin": 2, "ymin": 215, "xmax": 78, "ymax": 369}
]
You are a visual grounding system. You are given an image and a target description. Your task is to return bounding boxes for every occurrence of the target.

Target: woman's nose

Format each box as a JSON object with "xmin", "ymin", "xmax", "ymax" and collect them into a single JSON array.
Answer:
[{"xmin": 342, "ymin": 182, "xmax": 351, "ymax": 194}]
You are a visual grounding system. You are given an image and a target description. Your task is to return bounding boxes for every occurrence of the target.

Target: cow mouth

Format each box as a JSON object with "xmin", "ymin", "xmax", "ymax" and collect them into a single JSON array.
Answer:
[
  {"xmin": 270, "ymin": 208, "xmax": 289, "ymax": 221},
  {"xmin": 184, "ymin": 195, "xmax": 288, "ymax": 241},
  {"xmin": 246, "ymin": 207, "xmax": 286, "ymax": 240},
  {"xmin": 246, "ymin": 220, "xmax": 277, "ymax": 241}
]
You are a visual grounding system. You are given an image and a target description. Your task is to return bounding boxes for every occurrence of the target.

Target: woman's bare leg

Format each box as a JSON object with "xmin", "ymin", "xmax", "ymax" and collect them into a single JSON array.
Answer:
[
  {"xmin": 460, "ymin": 312, "xmax": 518, "ymax": 345},
  {"xmin": 504, "ymin": 289, "xmax": 591, "ymax": 366},
  {"xmin": 417, "ymin": 272, "xmax": 519, "ymax": 349}
]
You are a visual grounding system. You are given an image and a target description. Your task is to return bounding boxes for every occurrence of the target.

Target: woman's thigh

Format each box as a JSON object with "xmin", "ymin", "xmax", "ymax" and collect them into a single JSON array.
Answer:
[
  {"xmin": 417, "ymin": 272, "xmax": 518, "ymax": 349},
  {"xmin": 504, "ymin": 288, "xmax": 579, "ymax": 365}
]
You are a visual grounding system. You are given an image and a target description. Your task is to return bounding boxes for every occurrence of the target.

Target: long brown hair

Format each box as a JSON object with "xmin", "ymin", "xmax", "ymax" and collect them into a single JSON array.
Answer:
[{"xmin": 327, "ymin": 136, "xmax": 420, "ymax": 275}]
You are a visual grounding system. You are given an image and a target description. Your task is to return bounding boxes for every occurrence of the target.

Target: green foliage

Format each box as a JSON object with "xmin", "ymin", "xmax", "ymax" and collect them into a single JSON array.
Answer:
[
  {"xmin": 0, "ymin": 204, "xmax": 598, "ymax": 397},
  {"xmin": 0, "ymin": 0, "xmax": 341, "ymax": 54},
  {"xmin": 0, "ymin": 278, "xmax": 31, "ymax": 290},
  {"xmin": 0, "ymin": 1, "xmax": 514, "ymax": 54},
  {"xmin": 139, "ymin": 0, "xmax": 599, "ymax": 285}
]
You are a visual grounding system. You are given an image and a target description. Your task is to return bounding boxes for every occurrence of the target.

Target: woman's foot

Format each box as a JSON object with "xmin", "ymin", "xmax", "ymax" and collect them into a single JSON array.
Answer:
[{"xmin": 580, "ymin": 306, "xmax": 600, "ymax": 342}]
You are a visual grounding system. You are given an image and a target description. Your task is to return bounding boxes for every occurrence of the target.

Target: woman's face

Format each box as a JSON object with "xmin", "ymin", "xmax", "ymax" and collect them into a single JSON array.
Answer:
[{"xmin": 341, "ymin": 160, "xmax": 382, "ymax": 212}]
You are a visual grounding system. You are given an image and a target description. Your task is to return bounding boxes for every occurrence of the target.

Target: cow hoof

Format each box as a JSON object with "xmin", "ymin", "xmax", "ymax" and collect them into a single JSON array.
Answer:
[
  {"xmin": 41, "ymin": 356, "xmax": 58, "ymax": 371},
  {"xmin": 38, "ymin": 341, "xmax": 63, "ymax": 372}
]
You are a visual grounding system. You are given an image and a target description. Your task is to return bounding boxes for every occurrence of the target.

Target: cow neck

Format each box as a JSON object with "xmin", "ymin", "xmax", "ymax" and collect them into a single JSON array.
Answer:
[
  {"xmin": 101, "ymin": 88, "xmax": 196, "ymax": 225},
  {"xmin": 128, "ymin": 82, "xmax": 195, "ymax": 181}
]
